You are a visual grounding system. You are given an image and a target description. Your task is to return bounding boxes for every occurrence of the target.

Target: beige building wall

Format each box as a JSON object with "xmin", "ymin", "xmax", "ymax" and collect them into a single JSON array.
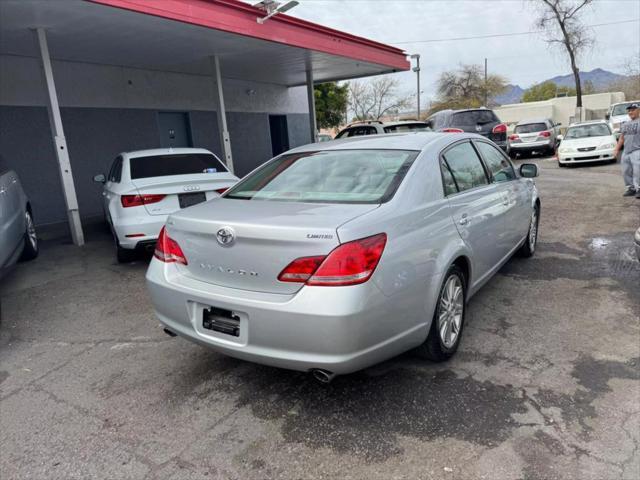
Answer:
[{"xmin": 495, "ymin": 92, "xmax": 626, "ymax": 130}]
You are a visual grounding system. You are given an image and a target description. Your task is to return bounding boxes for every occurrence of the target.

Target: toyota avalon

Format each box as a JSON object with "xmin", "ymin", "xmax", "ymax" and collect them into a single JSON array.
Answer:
[{"xmin": 146, "ymin": 133, "xmax": 540, "ymax": 380}]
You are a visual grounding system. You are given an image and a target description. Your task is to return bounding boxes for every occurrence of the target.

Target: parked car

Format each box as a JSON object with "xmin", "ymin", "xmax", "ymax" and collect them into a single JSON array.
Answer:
[
  {"xmin": 146, "ymin": 133, "xmax": 540, "ymax": 380},
  {"xmin": 556, "ymin": 121, "xmax": 617, "ymax": 167},
  {"xmin": 94, "ymin": 148, "xmax": 238, "ymax": 263},
  {"xmin": 335, "ymin": 120, "xmax": 431, "ymax": 138},
  {"xmin": 427, "ymin": 108, "xmax": 508, "ymax": 150},
  {"xmin": 507, "ymin": 118, "xmax": 561, "ymax": 158},
  {"xmin": 0, "ymin": 168, "xmax": 38, "ymax": 279},
  {"xmin": 606, "ymin": 101, "xmax": 639, "ymax": 138}
]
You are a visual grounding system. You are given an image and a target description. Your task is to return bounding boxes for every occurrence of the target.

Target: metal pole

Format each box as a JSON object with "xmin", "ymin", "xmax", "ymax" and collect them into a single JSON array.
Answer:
[
  {"xmin": 411, "ymin": 54, "xmax": 421, "ymax": 119},
  {"xmin": 211, "ymin": 55, "xmax": 234, "ymax": 173},
  {"xmin": 306, "ymin": 68, "xmax": 317, "ymax": 143},
  {"xmin": 33, "ymin": 28, "xmax": 84, "ymax": 246},
  {"xmin": 484, "ymin": 58, "xmax": 488, "ymax": 106}
]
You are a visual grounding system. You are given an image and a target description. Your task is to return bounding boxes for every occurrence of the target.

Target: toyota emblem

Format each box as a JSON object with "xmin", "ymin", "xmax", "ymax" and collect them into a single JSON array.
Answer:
[{"xmin": 216, "ymin": 227, "xmax": 235, "ymax": 246}]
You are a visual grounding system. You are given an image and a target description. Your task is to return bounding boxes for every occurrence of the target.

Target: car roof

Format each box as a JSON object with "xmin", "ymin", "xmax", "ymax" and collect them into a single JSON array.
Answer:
[
  {"xmin": 121, "ymin": 147, "xmax": 214, "ymax": 159},
  {"xmin": 568, "ymin": 120, "xmax": 608, "ymax": 127},
  {"xmin": 383, "ymin": 120, "xmax": 429, "ymax": 126},
  {"xmin": 287, "ymin": 131, "xmax": 473, "ymax": 153},
  {"xmin": 516, "ymin": 118, "xmax": 551, "ymax": 125},
  {"xmin": 611, "ymin": 100, "xmax": 640, "ymax": 106}
]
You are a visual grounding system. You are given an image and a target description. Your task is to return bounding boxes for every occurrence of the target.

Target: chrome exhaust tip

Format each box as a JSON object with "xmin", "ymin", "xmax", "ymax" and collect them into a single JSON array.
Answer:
[{"xmin": 311, "ymin": 369, "xmax": 336, "ymax": 384}]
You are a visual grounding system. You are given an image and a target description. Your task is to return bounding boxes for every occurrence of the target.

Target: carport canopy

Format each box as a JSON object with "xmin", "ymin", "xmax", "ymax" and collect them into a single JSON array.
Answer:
[{"xmin": 0, "ymin": 0, "xmax": 409, "ymax": 245}]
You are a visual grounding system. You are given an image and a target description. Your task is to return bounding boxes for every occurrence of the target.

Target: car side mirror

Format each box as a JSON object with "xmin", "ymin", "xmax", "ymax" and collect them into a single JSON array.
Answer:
[
  {"xmin": 519, "ymin": 163, "xmax": 538, "ymax": 178},
  {"xmin": 93, "ymin": 173, "xmax": 106, "ymax": 183},
  {"xmin": 605, "ymin": 114, "xmax": 610, "ymax": 120},
  {"xmin": 555, "ymin": 122, "xmax": 562, "ymax": 127},
  {"xmin": 556, "ymin": 134, "xmax": 563, "ymax": 142}
]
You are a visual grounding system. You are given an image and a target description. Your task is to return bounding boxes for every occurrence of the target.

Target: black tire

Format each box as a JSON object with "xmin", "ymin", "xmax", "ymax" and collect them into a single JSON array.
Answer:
[
  {"xmin": 19, "ymin": 209, "xmax": 38, "ymax": 261},
  {"xmin": 415, "ymin": 265, "xmax": 466, "ymax": 362},
  {"xmin": 508, "ymin": 149, "xmax": 517, "ymax": 160},
  {"xmin": 518, "ymin": 204, "xmax": 540, "ymax": 258},
  {"xmin": 116, "ymin": 242, "xmax": 137, "ymax": 263},
  {"xmin": 558, "ymin": 161, "xmax": 566, "ymax": 168}
]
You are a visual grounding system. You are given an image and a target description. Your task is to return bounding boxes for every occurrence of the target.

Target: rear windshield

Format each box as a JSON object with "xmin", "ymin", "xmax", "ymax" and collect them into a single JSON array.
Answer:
[
  {"xmin": 565, "ymin": 124, "xmax": 611, "ymax": 139},
  {"xmin": 452, "ymin": 110, "xmax": 498, "ymax": 125},
  {"xmin": 384, "ymin": 123, "xmax": 431, "ymax": 133},
  {"xmin": 129, "ymin": 153, "xmax": 227, "ymax": 179},
  {"xmin": 612, "ymin": 103, "xmax": 633, "ymax": 116},
  {"xmin": 515, "ymin": 123, "xmax": 547, "ymax": 134},
  {"xmin": 224, "ymin": 149, "xmax": 419, "ymax": 204}
]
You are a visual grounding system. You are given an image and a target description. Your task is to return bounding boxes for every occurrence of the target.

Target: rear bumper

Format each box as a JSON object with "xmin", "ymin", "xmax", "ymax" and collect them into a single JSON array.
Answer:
[
  {"xmin": 112, "ymin": 215, "xmax": 167, "ymax": 249},
  {"xmin": 145, "ymin": 259, "xmax": 431, "ymax": 374},
  {"xmin": 558, "ymin": 149, "xmax": 615, "ymax": 164},
  {"xmin": 509, "ymin": 140, "xmax": 553, "ymax": 150}
]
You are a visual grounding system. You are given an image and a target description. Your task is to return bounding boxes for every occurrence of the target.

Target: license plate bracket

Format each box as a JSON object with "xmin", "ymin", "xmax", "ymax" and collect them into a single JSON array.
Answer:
[
  {"xmin": 203, "ymin": 307, "xmax": 240, "ymax": 337},
  {"xmin": 179, "ymin": 192, "xmax": 206, "ymax": 208}
]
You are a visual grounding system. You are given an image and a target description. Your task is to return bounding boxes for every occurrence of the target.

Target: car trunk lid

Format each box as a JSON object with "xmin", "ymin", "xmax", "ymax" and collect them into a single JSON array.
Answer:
[
  {"xmin": 166, "ymin": 199, "xmax": 379, "ymax": 294},
  {"xmin": 131, "ymin": 173, "xmax": 238, "ymax": 216}
]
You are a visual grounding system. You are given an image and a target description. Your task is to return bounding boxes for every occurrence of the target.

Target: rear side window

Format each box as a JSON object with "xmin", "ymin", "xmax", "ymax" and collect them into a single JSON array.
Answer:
[
  {"xmin": 224, "ymin": 149, "xmax": 418, "ymax": 204},
  {"xmin": 441, "ymin": 142, "xmax": 489, "ymax": 193},
  {"xmin": 452, "ymin": 110, "xmax": 498, "ymax": 125},
  {"xmin": 108, "ymin": 156, "xmax": 123, "ymax": 183},
  {"xmin": 350, "ymin": 126, "xmax": 377, "ymax": 136},
  {"xmin": 129, "ymin": 153, "xmax": 227, "ymax": 180},
  {"xmin": 515, "ymin": 123, "xmax": 547, "ymax": 134},
  {"xmin": 475, "ymin": 142, "xmax": 516, "ymax": 183}
]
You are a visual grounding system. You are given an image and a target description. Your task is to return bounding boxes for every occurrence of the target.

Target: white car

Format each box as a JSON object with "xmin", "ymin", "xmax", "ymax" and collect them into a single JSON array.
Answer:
[
  {"xmin": 557, "ymin": 121, "xmax": 617, "ymax": 167},
  {"xmin": 607, "ymin": 101, "xmax": 639, "ymax": 138},
  {"xmin": 94, "ymin": 148, "xmax": 238, "ymax": 262}
]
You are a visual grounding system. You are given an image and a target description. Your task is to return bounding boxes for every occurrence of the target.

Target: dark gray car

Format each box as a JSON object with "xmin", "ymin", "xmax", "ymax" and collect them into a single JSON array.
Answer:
[
  {"xmin": 0, "ymin": 167, "xmax": 38, "ymax": 279},
  {"xmin": 427, "ymin": 108, "xmax": 508, "ymax": 150}
]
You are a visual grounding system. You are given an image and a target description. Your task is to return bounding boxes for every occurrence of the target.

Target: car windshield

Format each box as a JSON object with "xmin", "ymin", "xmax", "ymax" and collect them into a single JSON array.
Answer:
[
  {"xmin": 384, "ymin": 123, "xmax": 431, "ymax": 133},
  {"xmin": 612, "ymin": 103, "xmax": 633, "ymax": 116},
  {"xmin": 564, "ymin": 124, "xmax": 611, "ymax": 139},
  {"xmin": 515, "ymin": 123, "xmax": 547, "ymax": 134},
  {"xmin": 129, "ymin": 153, "xmax": 228, "ymax": 179},
  {"xmin": 224, "ymin": 149, "xmax": 419, "ymax": 204},
  {"xmin": 452, "ymin": 110, "xmax": 497, "ymax": 125}
]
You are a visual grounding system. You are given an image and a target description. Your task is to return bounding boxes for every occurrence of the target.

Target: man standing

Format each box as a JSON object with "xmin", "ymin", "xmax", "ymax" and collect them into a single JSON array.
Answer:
[{"xmin": 614, "ymin": 103, "xmax": 640, "ymax": 198}]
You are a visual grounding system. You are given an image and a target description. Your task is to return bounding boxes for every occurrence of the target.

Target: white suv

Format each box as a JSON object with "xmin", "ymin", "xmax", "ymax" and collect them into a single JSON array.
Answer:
[
  {"xmin": 607, "ymin": 101, "xmax": 639, "ymax": 138},
  {"xmin": 94, "ymin": 148, "xmax": 238, "ymax": 262},
  {"xmin": 335, "ymin": 120, "xmax": 431, "ymax": 138}
]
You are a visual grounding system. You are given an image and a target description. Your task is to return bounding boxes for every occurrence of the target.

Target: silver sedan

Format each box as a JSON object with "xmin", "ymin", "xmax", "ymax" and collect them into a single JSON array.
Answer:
[{"xmin": 146, "ymin": 133, "xmax": 540, "ymax": 380}]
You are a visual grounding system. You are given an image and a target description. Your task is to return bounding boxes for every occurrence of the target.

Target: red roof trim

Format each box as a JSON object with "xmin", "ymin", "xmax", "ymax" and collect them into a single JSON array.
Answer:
[{"xmin": 86, "ymin": 0, "xmax": 409, "ymax": 71}]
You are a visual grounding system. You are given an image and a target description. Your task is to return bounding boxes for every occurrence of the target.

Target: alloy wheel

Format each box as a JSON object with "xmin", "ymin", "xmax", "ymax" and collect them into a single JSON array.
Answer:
[
  {"xmin": 529, "ymin": 209, "xmax": 538, "ymax": 252},
  {"xmin": 438, "ymin": 274, "xmax": 464, "ymax": 348},
  {"xmin": 26, "ymin": 212, "xmax": 37, "ymax": 249}
]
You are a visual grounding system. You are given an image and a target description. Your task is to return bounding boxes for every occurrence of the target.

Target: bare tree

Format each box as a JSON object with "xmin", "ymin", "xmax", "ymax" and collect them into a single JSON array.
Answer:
[
  {"xmin": 608, "ymin": 54, "xmax": 640, "ymax": 100},
  {"xmin": 348, "ymin": 77, "xmax": 412, "ymax": 121},
  {"xmin": 533, "ymin": 0, "xmax": 594, "ymax": 113},
  {"xmin": 431, "ymin": 64, "xmax": 508, "ymax": 111}
]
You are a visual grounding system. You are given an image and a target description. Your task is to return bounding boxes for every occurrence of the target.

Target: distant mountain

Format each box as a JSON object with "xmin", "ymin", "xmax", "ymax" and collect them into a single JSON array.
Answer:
[{"xmin": 494, "ymin": 68, "xmax": 627, "ymax": 105}]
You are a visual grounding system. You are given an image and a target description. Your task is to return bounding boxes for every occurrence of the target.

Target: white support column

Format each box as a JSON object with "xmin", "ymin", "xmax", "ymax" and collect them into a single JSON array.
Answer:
[
  {"xmin": 306, "ymin": 68, "xmax": 317, "ymax": 143},
  {"xmin": 33, "ymin": 28, "xmax": 84, "ymax": 246},
  {"xmin": 211, "ymin": 55, "xmax": 234, "ymax": 173}
]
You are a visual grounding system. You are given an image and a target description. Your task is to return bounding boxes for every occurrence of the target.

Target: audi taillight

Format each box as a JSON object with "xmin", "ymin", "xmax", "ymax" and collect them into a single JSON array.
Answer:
[
  {"xmin": 121, "ymin": 194, "xmax": 166, "ymax": 208},
  {"xmin": 154, "ymin": 226, "xmax": 188, "ymax": 265},
  {"xmin": 538, "ymin": 130, "xmax": 551, "ymax": 137},
  {"xmin": 508, "ymin": 134, "xmax": 520, "ymax": 141},
  {"xmin": 441, "ymin": 128, "xmax": 464, "ymax": 133},
  {"xmin": 492, "ymin": 123, "xmax": 507, "ymax": 134},
  {"xmin": 278, "ymin": 233, "xmax": 387, "ymax": 287}
]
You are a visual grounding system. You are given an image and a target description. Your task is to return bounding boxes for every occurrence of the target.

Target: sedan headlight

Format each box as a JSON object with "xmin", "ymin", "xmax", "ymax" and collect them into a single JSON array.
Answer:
[
  {"xmin": 600, "ymin": 143, "xmax": 616, "ymax": 149},
  {"xmin": 558, "ymin": 147, "xmax": 574, "ymax": 154}
]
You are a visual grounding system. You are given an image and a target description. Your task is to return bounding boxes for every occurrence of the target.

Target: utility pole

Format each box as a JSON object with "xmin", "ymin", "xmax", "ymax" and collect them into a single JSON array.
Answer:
[
  {"xmin": 484, "ymin": 57, "xmax": 488, "ymax": 107},
  {"xmin": 411, "ymin": 54, "xmax": 421, "ymax": 119}
]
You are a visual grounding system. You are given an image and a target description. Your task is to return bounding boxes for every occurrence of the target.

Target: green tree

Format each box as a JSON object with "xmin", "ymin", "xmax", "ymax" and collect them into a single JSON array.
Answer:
[
  {"xmin": 314, "ymin": 82, "xmax": 348, "ymax": 129},
  {"xmin": 521, "ymin": 80, "xmax": 593, "ymax": 102}
]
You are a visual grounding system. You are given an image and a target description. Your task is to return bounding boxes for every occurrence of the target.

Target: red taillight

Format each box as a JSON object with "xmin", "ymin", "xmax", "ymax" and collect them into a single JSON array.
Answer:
[
  {"xmin": 215, "ymin": 187, "xmax": 229, "ymax": 195},
  {"xmin": 121, "ymin": 194, "xmax": 166, "ymax": 208},
  {"xmin": 154, "ymin": 226, "xmax": 188, "ymax": 265},
  {"xmin": 492, "ymin": 123, "xmax": 507, "ymax": 134},
  {"xmin": 508, "ymin": 134, "xmax": 520, "ymax": 141},
  {"xmin": 538, "ymin": 130, "xmax": 551, "ymax": 137},
  {"xmin": 441, "ymin": 128, "xmax": 464, "ymax": 133},
  {"xmin": 278, "ymin": 233, "xmax": 387, "ymax": 287}
]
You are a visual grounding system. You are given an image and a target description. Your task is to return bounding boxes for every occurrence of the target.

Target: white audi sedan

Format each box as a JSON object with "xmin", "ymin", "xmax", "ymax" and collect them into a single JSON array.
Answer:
[
  {"xmin": 94, "ymin": 148, "xmax": 238, "ymax": 262},
  {"xmin": 557, "ymin": 121, "xmax": 617, "ymax": 167}
]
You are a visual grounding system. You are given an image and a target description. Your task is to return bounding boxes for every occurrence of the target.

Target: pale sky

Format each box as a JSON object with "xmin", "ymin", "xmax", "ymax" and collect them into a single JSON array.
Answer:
[{"xmin": 258, "ymin": 0, "xmax": 640, "ymax": 101}]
